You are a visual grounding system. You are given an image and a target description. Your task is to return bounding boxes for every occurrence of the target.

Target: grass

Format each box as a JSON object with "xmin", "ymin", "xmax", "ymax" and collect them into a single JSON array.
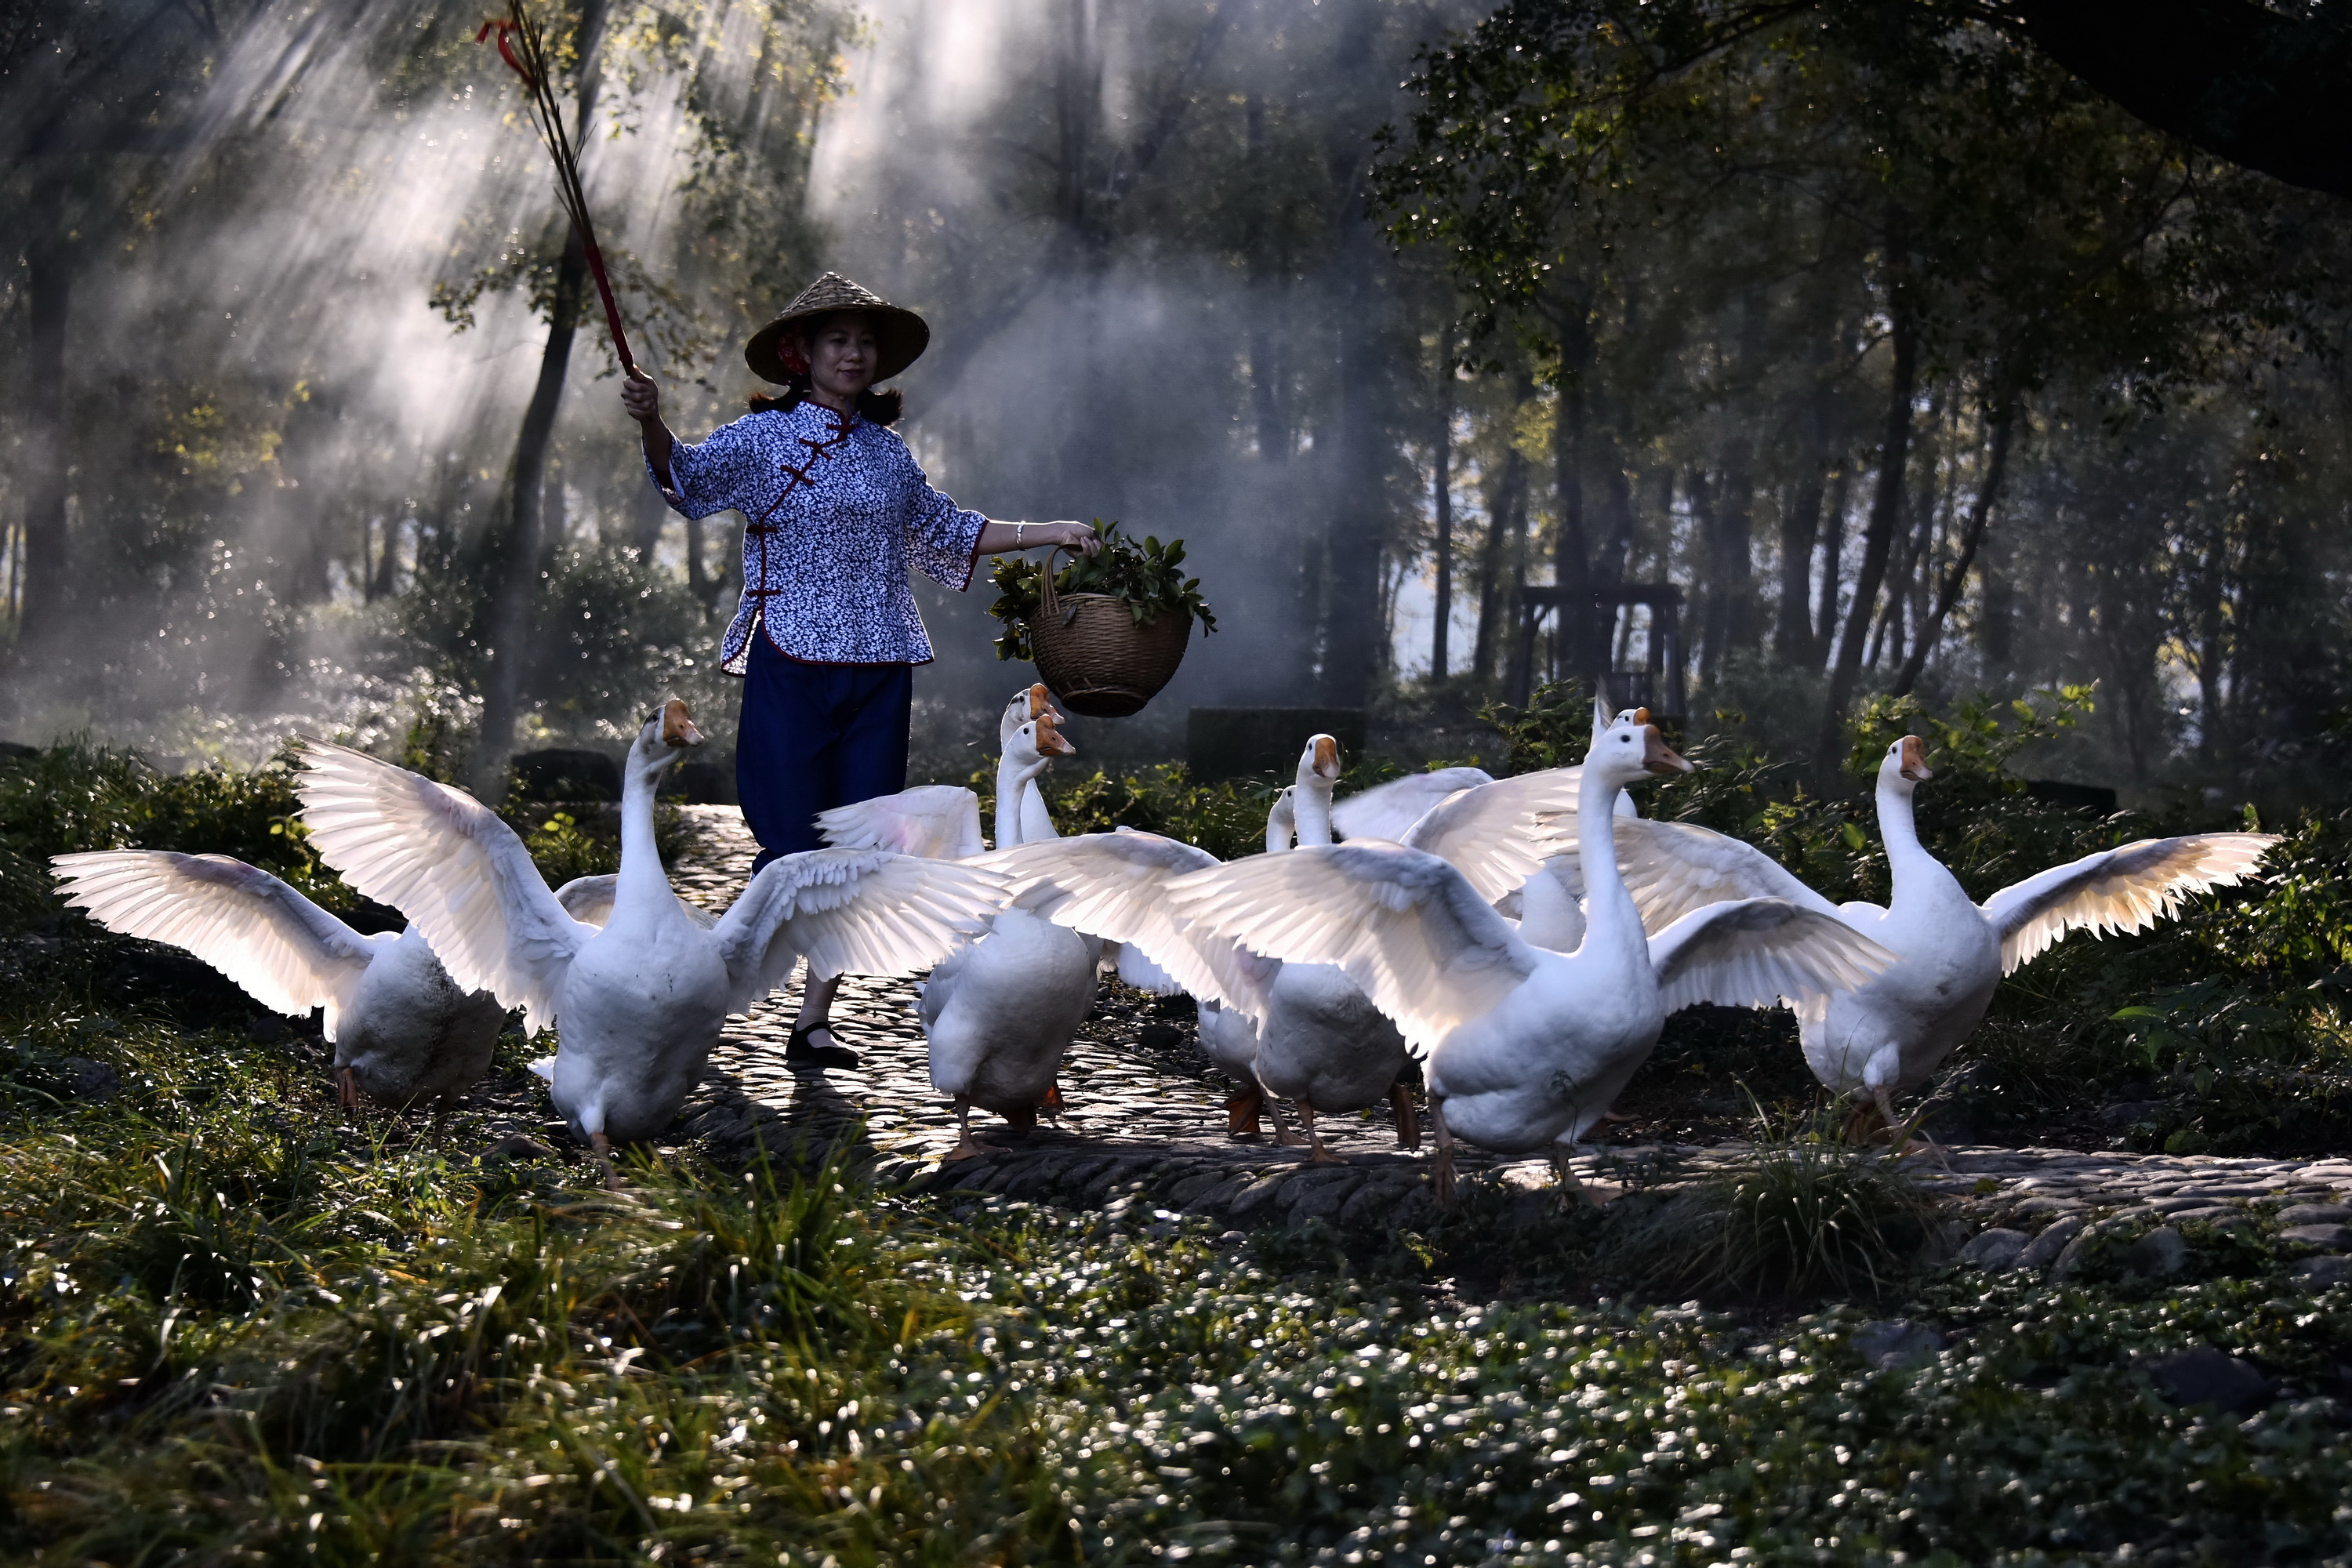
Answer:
[
  {"xmin": 2, "ymin": 991, "xmax": 2352, "ymax": 1562},
  {"xmin": 1606, "ymin": 1108, "xmax": 1943, "ymax": 1302}
]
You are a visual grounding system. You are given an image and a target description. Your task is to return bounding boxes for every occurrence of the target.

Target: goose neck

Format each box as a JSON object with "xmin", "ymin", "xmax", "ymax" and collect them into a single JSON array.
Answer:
[
  {"xmin": 1577, "ymin": 765, "xmax": 1645, "ymax": 956},
  {"xmin": 1875, "ymin": 773, "xmax": 1936, "ymax": 894},
  {"xmin": 1265, "ymin": 791, "xmax": 1297, "ymax": 855},
  {"xmin": 1291, "ymin": 782, "xmax": 1335, "ymax": 848},
  {"xmin": 996, "ymin": 753, "xmax": 1046, "ymax": 848},
  {"xmin": 618, "ymin": 750, "xmax": 672, "ymax": 900}
]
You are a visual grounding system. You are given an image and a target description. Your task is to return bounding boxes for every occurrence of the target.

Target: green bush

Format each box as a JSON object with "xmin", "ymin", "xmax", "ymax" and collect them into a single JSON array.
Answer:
[{"xmin": 0, "ymin": 742, "xmax": 349, "ymax": 934}]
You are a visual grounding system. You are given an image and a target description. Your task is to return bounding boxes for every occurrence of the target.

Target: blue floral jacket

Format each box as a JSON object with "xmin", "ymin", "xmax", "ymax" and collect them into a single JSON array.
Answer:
[{"xmin": 655, "ymin": 399, "xmax": 987, "ymax": 671}]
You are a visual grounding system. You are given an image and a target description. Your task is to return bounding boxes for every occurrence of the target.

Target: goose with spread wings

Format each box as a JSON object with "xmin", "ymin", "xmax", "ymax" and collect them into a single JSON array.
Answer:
[
  {"xmin": 819, "ymin": 701, "xmax": 1099, "ymax": 1157},
  {"xmin": 1541, "ymin": 735, "xmax": 2278, "ymax": 1131},
  {"xmin": 49, "ymin": 850, "xmax": 524, "ymax": 1112},
  {"xmin": 986, "ymin": 742, "xmax": 1613, "ymax": 1157},
  {"xmin": 292, "ymin": 702, "xmax": 1004, "ymax": 1178},
  {"xmin": 1154, "ymin": 704, "xmax": 1896, "ymax": 1201}
]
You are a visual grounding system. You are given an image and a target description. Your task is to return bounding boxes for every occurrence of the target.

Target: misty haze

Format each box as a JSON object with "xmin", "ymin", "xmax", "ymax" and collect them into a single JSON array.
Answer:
[{"xmin": 11, "ymin": 1, "xmax": 2352, "ymax": 1561}]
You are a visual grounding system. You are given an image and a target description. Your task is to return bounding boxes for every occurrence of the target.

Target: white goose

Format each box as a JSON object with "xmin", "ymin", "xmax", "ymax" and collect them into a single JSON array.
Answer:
[
  {"xmin": 907, "ymin": 710, "xmax": 1100, "ymax": 1157},
  {"xmin": 996, "ymin": 739, "xmax": 1606, "ymax": 1153},
  {"xmin": 1157, "ymin": 702, "xmax": 1896, "ymax": 1201},
  {"xmin": 50, "ymin": 850, "xmax": 514, "ymax": 1112},
  {"xmin": 1544, "ymin": 733, "xmax": 2281, "ymax": 1130},
  {"xmin": 809, "ymin": 681, "xmax": 1058, "ymax": 862},
  {"xmin": 1244, "ymin": 738, "xmax": 1414, "ymax": 1159},
  {"xmin": 994, "ymin": 735, "xmax": 1414, "ymax": 1160},
  {"xmin": 294, "ymin": 701, "xmax": 1004, "ymax": 1178},
  {"xmin": 1005, "ymin": 682, "xmax": 1064, "ymax": 848}
]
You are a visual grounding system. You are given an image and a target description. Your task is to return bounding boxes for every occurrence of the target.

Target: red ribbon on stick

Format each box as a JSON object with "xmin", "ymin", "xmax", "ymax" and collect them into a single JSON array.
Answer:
[{"xmin": 476, "ymin": 4, "xmax": 638, "ymax": 377}]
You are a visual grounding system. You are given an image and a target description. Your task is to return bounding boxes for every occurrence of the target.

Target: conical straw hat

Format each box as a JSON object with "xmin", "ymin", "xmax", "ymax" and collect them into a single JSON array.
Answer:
[{"xmin": 744, "ymin": 272, "xmax": 931, "ymax": 384}]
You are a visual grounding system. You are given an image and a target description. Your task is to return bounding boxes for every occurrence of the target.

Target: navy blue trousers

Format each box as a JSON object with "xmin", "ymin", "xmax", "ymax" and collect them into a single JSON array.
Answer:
[{"xmin": 737, "ymin": 633, "xmax": 913, "ymax": 873}]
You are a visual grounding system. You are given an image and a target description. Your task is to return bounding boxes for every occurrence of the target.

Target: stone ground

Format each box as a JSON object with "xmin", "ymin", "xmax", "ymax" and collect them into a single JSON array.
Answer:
[{"xmin": 477, "ymin": 806, "xmax": 2352, "ymax": 1272}]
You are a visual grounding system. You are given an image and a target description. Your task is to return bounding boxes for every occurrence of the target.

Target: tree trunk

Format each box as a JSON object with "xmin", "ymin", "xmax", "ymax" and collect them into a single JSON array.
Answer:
[
  {"xmin": 1471, "ymin": 379, "xmax": 1534, "ymax": 684},
  {"xmin": 1875, "ymin": 394, "xmax": 1946, "ymax": 668},
  {"xmin": 1778, "ymin": 307, "xmax": 1843, "ymax": 661},
  {"xmin": 1594, "ymin": 450, "xmax": 1635, "ymax": 590},
  {"xmin": 471, "ymin": 0, "xmax": 608, "ymax": 794},
  {"xmin": 1892, "ymin": 396, "xmax": 2016, "ymax": 697},
  {"xmin": 1431, "ymin": 333, "xmax": 1454, "ymax": 681},
  {"xmin": 474, "ymin": 230, "xmax": 588, "ymax": 793},
  {"xmin": 1319, "ymin": 204, "xmax": 1386, "ymax": 707},
  {"xmin": 1813, "ymin": 465, "xmax": 1852, "ymax": 666},
  {"xmin": 18, "ymin": 171, "xmax": 73, "ymax": 651},
  {"xmin": 1776, "ymin": 469, "xmax": 1827, "ymax": 661},
  {"xmin": 372, "ymin": 516, "xmax": 401, "ymax": 599},
  {"xmin": 1700, "ymin": 452, "xmax": 1756, "ymax": 684},
  {"xmin": 1550, "ymin": 301, "xmax": 1593, "ymax": 680},
  {"xmin": 1817, "ymin": 298, "xmax": 1918, "ymax": 768}
]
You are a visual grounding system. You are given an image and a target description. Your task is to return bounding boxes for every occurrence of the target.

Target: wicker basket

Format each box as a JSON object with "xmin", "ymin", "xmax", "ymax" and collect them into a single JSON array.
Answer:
[{"xmin": 1029, "ymin": 548, "xmax": 1192, "ymax": 718}]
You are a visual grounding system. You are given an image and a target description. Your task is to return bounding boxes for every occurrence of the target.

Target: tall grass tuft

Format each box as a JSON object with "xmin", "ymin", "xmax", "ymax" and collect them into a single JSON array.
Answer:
[{"xmin": 1610, "ymin": 1103, "xmax": 1940, "ymax": 1301}]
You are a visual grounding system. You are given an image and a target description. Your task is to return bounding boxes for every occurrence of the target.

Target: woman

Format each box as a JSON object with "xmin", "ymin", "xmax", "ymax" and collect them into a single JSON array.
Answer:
[{"xmin": 622, "ymin": 272, "xmax": 1096, "ymax": 1069}]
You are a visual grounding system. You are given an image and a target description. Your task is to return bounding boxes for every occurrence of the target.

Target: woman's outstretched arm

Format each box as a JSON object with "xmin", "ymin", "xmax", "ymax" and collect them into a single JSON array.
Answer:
[
  {"xmin": 620, "ymin": 369, "xmax": 677, "ymax": 489},
  {"xmin": 976, "ymin": 521, "xmax": 1100, "ymax": 557}
]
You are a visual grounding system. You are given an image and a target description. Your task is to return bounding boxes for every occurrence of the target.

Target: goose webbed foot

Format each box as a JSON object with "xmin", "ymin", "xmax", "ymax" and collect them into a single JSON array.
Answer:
[
  {"xmin": 1040, "ymin": 1083, "xmax": 1066, "ymax": 1126},
  {"xmin": 1548, "ymin": 1145, "xmax": 1591, "ymax": 1211},
  {"xmin": 1299, "ymin": 1105, "xmax": 1345, "ymax": 1165},
  {"xmin": 1839, "ymin": 1094, "xmax": 1886, "ymax": 1145},
  {"xmin": 1872, "ymin": 1083, "xmax": 1947, "ymax": 1168},
  {"xmin": 1269, "ymin": 1098, "xmax": 1309, "ymax": 1149},
  {"xmin": 590, "ymin": 1130, "xmax": 622, "ymax": 1191},
  {"xmin": 945, "ymin": 1098, "xmax": 1009, "ymax": 1161},
  {"xmin": 1388, "ymin": 1080, "xmax": 1421, "ymax": 1150},
  {"xmin": 1224, "ymin": 1087, "xmax": 1264, "ymax": 1138}
]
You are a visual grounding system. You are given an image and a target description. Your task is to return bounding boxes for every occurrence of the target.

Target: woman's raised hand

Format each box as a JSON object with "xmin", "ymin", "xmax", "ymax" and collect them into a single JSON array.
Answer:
[
  {"xmin": 620, "ymin": 369, "xmax": 662, "ymax": 426},
  {"xmin": 1045, "ymin": 521, "xmax": 1100, "ymax": 557}
]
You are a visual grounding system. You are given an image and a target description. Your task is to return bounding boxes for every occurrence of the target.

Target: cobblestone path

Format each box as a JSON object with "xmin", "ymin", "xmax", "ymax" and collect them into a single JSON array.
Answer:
[{"xmin": 663, "ymin": 808, "xmax": 2352, "ymax": 1254}]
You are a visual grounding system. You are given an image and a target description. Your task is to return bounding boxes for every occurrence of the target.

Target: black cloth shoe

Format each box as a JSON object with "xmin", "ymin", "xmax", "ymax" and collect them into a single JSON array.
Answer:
[{"xmin": 785, "ymin": 1023, "xmax": 860, "ymax": 1070}]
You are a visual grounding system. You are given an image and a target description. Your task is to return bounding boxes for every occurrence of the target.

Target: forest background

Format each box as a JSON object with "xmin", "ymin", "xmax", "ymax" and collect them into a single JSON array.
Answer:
[{"xmin": 8, "ymin": 0, "xmax": 2352, "ymax": 802}]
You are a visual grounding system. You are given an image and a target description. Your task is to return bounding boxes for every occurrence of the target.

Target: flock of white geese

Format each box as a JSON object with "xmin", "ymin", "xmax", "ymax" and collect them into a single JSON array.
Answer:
[{"xmin": 49, "ymin": 690, "xmax": 2276, "ymax": 1199}]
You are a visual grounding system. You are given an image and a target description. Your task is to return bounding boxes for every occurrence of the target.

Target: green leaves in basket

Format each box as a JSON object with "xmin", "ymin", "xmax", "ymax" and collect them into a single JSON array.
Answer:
[{"xmin": 987, "ymin": 519, "xmax": 1218, "ymax": 662}]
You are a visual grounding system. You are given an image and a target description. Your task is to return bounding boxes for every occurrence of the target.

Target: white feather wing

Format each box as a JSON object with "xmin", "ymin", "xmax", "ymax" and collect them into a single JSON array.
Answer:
[
  {"xmin": 1544, "ymin": 817, "xmax": 1845, "ymax": 933},
  {"xmin": 1163, "ymin": 841, "xmax": 1538, "ymax": 1053},
  {"xmin": 1646, "ymin": 897, "xmax": 1896, "ymax": 1016},
  {"xmin": 1978, "ymin": 832, "xmax": 2280, "ymax": 975},
  {"xmin": 51, "ymin": 851, "xmax": 382, "ymax": 1038},
  {"xmin": 713, "ymin": 847, "xmax": 1006, "ymax": 1014},
  {"xmin": 294, "ymin": 738, "xmax": 586, "ymax": 1032},
  {"xmin": 1400, "ymin": 766, "xmax": 1590, "ymax": 904},
  {"xmin": 1332, "ymin": 768, "xmax": 1494, "ymax": 842},
  {"xmin": 816, "ymin": 785, "xmax": 986, "ymax": 861},
  {"xmin": 978, "ymin": 833, "xmax": 1238, "ymax": 1000}
]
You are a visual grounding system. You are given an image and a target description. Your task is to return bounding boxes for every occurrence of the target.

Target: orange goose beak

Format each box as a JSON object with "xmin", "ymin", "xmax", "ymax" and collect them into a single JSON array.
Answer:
[
  {"xmin": 1640, "ymin": 718, "xmax": 1692, "ymax": 775},
  {"xmin": 660, "ymin": 699, "xmax": 704, "ymax": 749},
  {"xmin": 1898, "ymin": 735, "xmax": 1933, "ymax": 782}
]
